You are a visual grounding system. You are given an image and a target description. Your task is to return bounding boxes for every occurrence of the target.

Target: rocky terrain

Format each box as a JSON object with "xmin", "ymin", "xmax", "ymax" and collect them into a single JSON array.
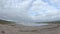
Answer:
[
  {"xmin": 0, "ymin": 19, "xmax": 60, "ymax": 34},
  {"xmin": 0, "ymin": 24, "xmax": 60, "ymax": 34}
]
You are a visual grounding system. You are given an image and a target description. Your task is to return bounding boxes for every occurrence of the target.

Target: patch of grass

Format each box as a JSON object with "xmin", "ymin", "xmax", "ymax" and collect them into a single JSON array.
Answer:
[{"xmin": 0, "ymin": 19, "xmax": 16, "ymax": 24}]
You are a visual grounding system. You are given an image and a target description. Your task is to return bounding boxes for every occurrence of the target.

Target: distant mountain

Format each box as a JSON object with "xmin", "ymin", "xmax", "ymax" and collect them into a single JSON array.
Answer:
[
  {"xmin": 0, "ymin": 19, "xmax": 16, "ymax": 24},
  {"xmin": 35, "ymin": 20, "xmax": 60, "ymax": 24}
]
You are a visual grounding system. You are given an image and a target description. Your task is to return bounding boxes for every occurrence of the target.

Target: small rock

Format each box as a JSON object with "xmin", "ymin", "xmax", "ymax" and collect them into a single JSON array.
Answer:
[{"xmin": 1, "ymin": 31, "xmax": 5, "ymax": 33}]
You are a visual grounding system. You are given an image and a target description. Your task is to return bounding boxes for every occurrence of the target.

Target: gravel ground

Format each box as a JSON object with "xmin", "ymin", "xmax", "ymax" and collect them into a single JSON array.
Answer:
[{"xmin": 0, "ymin": 24, "xmax": 60, "ymax": 34}]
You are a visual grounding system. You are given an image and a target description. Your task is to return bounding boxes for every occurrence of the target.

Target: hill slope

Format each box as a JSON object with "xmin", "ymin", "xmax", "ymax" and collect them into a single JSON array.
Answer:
[
  {"xmin": 0, "ymin": 19, "xmax": 16, "ymax": 24},
  {"xmin": 35, "ymin": 20, "xmax": 60, "ymax": 24}
]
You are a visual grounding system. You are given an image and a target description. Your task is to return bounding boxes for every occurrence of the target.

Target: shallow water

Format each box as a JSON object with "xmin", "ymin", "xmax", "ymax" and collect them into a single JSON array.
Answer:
[{"xmin": 17, "ymin": 22, "xmax": 49, "ymax": 26}]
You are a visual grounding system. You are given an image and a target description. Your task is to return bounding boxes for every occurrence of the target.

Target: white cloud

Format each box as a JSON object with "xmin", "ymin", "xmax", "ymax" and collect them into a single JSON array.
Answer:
[
  {"xmin": 28, "ymin": 0, "xmax": 60, "ymax": 22},
  {"xmin": 0, "ymin": 0, "xmax": 60, "ymax": 25}
]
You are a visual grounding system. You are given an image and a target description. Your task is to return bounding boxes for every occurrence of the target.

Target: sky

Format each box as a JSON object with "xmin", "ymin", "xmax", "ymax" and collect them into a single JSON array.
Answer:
[{"xmin": 0, "ymin": 0, "xmax": 60, "ymax": 26}]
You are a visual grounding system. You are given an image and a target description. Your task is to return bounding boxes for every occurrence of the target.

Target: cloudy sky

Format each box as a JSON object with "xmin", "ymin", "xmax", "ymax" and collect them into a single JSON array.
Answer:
[{"xmin": 0, "ymin": 0, "xmax": 60, "ymax": 26}]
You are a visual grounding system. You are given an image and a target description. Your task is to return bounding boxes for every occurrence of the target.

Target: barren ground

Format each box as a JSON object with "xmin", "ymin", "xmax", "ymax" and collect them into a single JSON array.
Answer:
[{"xmin": 0, "ymin": 24, "xmax": 60, "ymax": 34}]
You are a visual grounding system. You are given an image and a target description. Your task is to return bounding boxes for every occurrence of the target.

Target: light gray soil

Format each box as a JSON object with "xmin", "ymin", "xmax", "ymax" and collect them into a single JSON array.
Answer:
[{"xmin": 0, "ymin": 24, "xmax": 60, "ymax": 34}]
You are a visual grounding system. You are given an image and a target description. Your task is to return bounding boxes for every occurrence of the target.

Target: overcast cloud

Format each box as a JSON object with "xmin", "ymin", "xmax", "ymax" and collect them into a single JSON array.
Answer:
[{"xmin": 0, "ymin": 0, "xmax": 60, "ymax": 25}]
